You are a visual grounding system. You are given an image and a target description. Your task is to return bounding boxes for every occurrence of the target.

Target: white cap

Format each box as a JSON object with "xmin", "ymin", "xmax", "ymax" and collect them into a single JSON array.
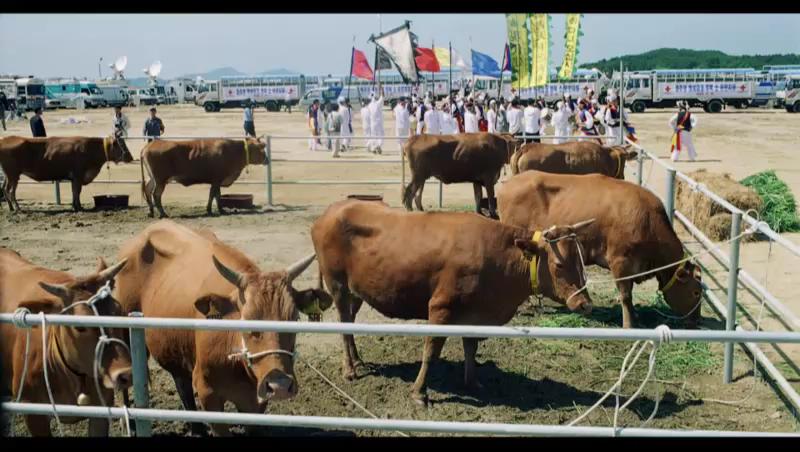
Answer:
[
  {"xmin": 337, "ymin": 96, "xmax": 345, "ymax": 104},
  {"xmin": 557, "ymin": 100, "xmax": 564, "ymax": 109}
]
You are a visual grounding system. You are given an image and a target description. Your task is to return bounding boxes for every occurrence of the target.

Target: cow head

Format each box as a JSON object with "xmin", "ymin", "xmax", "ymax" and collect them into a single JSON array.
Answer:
[
  {"xmin": 608, "ymin": 144, "xmax": 638, "ymax": 162},
  {"xmin": 107, "ymin": 134, "xmax": 134, "ymax": 164},
  {"xmin": 497, "ymin": 133, "xmax": 524, "ymax": 165},
  {"xmin": 660, "ymin": 260, "xmax": 703, "ymax": 328},
  {"xmin": 196, "ymin": 253, "xmax": 332, "ymax": 405},
  {"xmin": 514, "ymin": 219, "xmax": 595, "ymax": 314},
  {"xmin": 20, "ymin": 259, "xmax": 132, "ymax": 395},
  {"xmin": 246, "ymin": 137, "xmax": 269, "ymax": 165}
]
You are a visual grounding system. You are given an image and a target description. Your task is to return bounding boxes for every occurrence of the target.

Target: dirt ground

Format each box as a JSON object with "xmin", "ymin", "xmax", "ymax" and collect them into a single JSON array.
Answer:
[{"xmin": 1, "ymin": 104, "xmax": 799, "ymax": 436}]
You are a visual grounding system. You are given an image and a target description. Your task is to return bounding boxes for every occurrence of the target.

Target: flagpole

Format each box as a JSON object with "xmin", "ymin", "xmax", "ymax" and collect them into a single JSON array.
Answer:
[
  {"xmin": 469, "ymin": 35, "xmax": 474, "ymax": 95},
  {"xmin": 448, "ymin": 41, "xmax": 452, "ymax": 97},
  {"xmin": 496, "ymin": 43, "xmax": 507, "ymax": 131},
  {"xmin": 431, "ymin": 39, "xmax": 435, "ymax": 100},
  {"xmin": 347, "ymin": 36, "xmax": 355, "ymax": 97}
]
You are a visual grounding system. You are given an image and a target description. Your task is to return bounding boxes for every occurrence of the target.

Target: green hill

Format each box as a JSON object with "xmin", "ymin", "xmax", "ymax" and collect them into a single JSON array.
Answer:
[{"xmin": 580, "ymin": 48, "xmax": 800, "ymax": 74}]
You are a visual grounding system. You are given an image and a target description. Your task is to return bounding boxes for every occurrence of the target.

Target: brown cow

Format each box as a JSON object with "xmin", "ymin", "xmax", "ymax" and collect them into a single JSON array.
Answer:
[
  {"xmin": 402, "ymin": 133, "xmax": 519, "ymax": 219},
  {"xmin": 0, "ymin": 135, "xmax": 133, "ymax": 212},
  {"xmin": 140, "ymin": 138, "xmax": 268, "ymax": 218},
  {"xmin": 311, "ymin": 199, "xmax": 594, "ymax": 405},
  {"xmin": 0, "ymin": 247, "xmax": 131, "ymax": 436},
  {"xmin": 497, "ymin": 171, "xmax": 703, "ymax": 329},
  {"xmin": 109, "ymin": 220, "xmax": 331, "ymax": 436},
  {"xmin": 510, "ymin": 141, "xmax": 638, "ymax": 179}
]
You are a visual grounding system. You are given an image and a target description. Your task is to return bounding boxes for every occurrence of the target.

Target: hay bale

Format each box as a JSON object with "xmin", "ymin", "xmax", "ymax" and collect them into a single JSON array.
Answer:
[{"xmin": 676, "ymin": 169, "xmax": 763, "ymax": 241}]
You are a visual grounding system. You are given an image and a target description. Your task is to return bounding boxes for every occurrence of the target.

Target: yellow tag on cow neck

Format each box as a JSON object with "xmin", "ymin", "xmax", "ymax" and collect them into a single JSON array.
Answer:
[
  {"xmin": 530, "ymin": 230, "xmax": 543, "ymax": 294},
  {"xmin": 615, "ymin": 151, "xmax": 624, "ymax": 179},
  {"xmin": 102, "ymin": 136, "xmax": 111, "ymax": 169},
  {"xmin": 661, "ymin": 253, "xmax": 690, "ymax": 293}
]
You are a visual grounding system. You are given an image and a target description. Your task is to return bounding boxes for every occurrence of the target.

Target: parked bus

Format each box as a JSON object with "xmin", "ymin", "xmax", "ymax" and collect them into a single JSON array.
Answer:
[{"xmin": 15, "ymin": 77, "xmax": 46, "ymax": 112}]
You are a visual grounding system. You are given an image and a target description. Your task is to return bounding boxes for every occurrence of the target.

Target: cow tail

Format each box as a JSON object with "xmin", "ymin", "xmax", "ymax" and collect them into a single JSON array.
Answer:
[
  {"xmin": 509, "ymin": 146, "xmax": 521, "ymax": 175},
  {"xmin": 139, "ymin": 150, "xmax": 147, "ymax": 204}
]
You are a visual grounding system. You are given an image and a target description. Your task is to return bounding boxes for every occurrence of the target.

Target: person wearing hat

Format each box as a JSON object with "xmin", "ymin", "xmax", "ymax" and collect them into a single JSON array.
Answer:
[
  {"xmin": 522, "ymin": 99, "xmax": 543, "ymax": 143},
  {"xmin": 506, "ymin": 98, "xmax": 523, "ymax": 138},
  {"xmin": 669, "ymin": 101, "xmax": 697, "ymax": 162},
  {"xmin": 393, "ymin": 97, "xmax": 411, "ymax": 151},
  {"xmin": 486, "ymin": 99, "xmax": 498, "ymax": 133},
  {"xmin": 463, "ymin": 101, "xmax": 480, "ymax": 133},
  {"xmin": 307, "ymin": 99, "xmax": 321, "ymax": 151},
  {"xmin": 576, "ymin": 99, "xmax": 601, "ymax": 144},
  {"xmin": 604, "ymin": 97, "xmax": 630, "ymax": 145},
  {"xmin": 30, "ymin": 107, "xmax": 46, "ymax": 137},
  {"xmin": 423, "ymin": 99, "xmax": 441, "ymax": 135},
  {"xmin": 243, "ymin": 99, "xmax": 256, "ymax": 138},
  {"xmin": 337, "ymin": 96, "xmax": 352, "ymax": 152},
  {"xmin": 551, "ymin": 101, "xmax": 571, "ymax": 144},
  {"xmin": 112, "ymin": 105, "xmax": 131, "ymax": 138},
  {"xmin": 360, "ymin": 98, "xmax": 372, "ymax": 152},
  {"xmin": 415, "ymin": 97, "xmax": 427, "ymax": 136},
  {"xmin": 143, "ymin": 107, "xmax": 165, "ymax": 143},
  {"xmin": 368, "ymin": 87, "xmax": 385, "ymax": 154}
]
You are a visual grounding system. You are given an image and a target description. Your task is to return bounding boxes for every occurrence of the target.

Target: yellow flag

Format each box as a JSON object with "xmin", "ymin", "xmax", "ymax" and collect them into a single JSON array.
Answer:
[
  {"xmin": 505, "ymin": 13, "xmax": 533, "ymax": 90},
  {"xmin": 558, "ymin": 14, "xmax": 582, "ymax": 80},
  {"xmin": 529, "ymin": 14, "xmax": 550, "ymax": 87},
  {"xmin": 434, "ymin": 47, "xmax": 450, "ymax": 68}
]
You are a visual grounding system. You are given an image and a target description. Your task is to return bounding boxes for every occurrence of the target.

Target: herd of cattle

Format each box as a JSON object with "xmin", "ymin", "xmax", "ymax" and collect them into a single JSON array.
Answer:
[{"xmin": 0, "ymin": 133, "xmax": 704, "ymax": 436}]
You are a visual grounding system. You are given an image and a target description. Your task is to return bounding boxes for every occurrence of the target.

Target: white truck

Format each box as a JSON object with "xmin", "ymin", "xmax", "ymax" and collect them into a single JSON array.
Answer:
[
  {"xmin": 515, "ymin": 69, "xmax": 610, "ymax": 106},
  {"xmin": 783, "ymin": 75, "xmax": 800, "ymax": 113},
  {"xmin": 613, "ymin": 68, "xmax": 757, "ymax": 113},
  {"xmin": 95, "ymin": 80, "xmax": 130, "ymax": 108},
  {"xmin": 196, "ymin": 75, "xmax": 309, "ymax": 112}
]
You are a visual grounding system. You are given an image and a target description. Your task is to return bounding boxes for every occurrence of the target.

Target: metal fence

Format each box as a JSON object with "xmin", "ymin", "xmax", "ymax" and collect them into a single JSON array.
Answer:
[
  {"xmin": 2, "ymin": 311, "xmax": 800, "ymax": 437},
  {"xmin": 627, "ymin": 137, "xmax": 800, "ymax": 414}
]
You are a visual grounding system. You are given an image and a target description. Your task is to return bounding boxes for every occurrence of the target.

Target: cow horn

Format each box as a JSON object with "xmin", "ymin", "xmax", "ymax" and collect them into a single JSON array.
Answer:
[
  {"xmin": 212, "ymin": 255, "xmax": 245, "ymax": 289},
  {"xmin": 38, "ymin": 282, "xmax": 70, "ymax": 301},
  {"xmin": 570, "ymin": 218, "xmax": 596, "ymax": 230},
  {"xmin": 97, "ymin": 258, "xmax": 127, "ymax": 283},
  {"xmin": 286, "ymin": 253, "xmax": 317, "ymax": 283}
]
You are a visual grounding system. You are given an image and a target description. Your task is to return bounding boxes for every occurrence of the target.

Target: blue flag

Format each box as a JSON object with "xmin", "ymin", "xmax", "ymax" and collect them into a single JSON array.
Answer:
[{"xmin": 471, "ymin": 49, "xmax": 502, "ymax": 78}]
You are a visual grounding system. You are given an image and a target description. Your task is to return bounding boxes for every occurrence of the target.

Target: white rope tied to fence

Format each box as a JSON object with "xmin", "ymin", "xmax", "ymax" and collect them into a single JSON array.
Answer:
[
  {"xmin": 39, "ymin": 312, "xmax": 65, "ymax": 435},
  {"xmin": 568, "ymin": 325, "xmax": 672, "ymax": 434},
  {"xmin": 297, "ymin": 350, "xmax": 410, "ymax": 438}
]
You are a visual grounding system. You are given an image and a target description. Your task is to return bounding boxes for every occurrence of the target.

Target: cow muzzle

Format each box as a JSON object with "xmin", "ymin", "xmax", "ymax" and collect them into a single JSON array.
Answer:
[
  {"xmin": 257, "ymin": 369, "xmax": 297, "ymax": 403},
  {"xmin": 108, "ymin": 366, "xmax": 133, "ymax": 391}
]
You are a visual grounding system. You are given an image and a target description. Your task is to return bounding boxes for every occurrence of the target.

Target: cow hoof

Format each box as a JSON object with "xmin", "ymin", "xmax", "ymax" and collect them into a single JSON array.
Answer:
[
  {"xmin": 343, "ymin": 367, "xmax": 358, "ymax": 381},
  {"xmin": 411, "ymin": 391, "xmax": 430, "ymax": 407}
]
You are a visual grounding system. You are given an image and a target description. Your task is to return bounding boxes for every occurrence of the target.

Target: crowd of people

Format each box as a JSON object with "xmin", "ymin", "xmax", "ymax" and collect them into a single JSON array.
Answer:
[{"xmin": 5, "ymin": 86, "xmax": 698, "ymax": 163}]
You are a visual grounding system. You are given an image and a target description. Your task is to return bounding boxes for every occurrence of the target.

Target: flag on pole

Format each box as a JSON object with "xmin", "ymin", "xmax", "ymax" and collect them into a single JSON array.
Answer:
[
  {"xmin": 434, "ymin": 47, "xmax": 451, "ymax": 68},
  {"xmin": 529, "ymin": 13, "xmax": 550, "ymax": 87},
  {"xmin": 369, "ymin": 21, "xmax": 419, "ymax": 84},
  {"xmin": 375, "ymin": 48, "xmax": 394, "ymax": 70},
  {"xmin": 471, "ymin": 49, "xmax": 502, "ymax": 78},
  {"xmin": 415, "ymin": 47, "xmax": 441, "ymax": 72},
  {"xmin": 351, "ymin": 48, "xmax": 374, "ymax": 81},
  {"xmin": 502, "ymin": 43, "xmax": 512, "ymax": 71},
  {"xmin": 505, "ymin": 13, "xmax": 533, "ymax": 89},
  {"xmin": 558, "ymin": 14, "xmax": 583, "ymax": 80}
]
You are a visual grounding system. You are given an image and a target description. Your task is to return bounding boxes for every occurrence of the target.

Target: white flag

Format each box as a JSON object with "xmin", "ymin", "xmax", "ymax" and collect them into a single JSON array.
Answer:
[
  {"xmin": 451, "ymin": 48, "xmax": 470, "ymax": 70},
  {"xmin": 370, "ymin": 22, "xmax": 419, "ymax": 84}
]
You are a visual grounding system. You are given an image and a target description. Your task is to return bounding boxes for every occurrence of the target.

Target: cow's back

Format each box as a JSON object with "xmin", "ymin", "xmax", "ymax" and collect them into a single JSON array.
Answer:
[
  {"xmin": 498, "ymin": 171, "xmax": 677, "ymax": 261},
  {"xmin": 406, "ymin": 133, "xmax": 508, "ymax": 184},
  {"xmin": 515, "ymin": 142, "xmax": 617, "ymax": 177},
  {"xmin": 312, "ymin": 200, "xmax": 530, "ymax": 323},
  {"xmin": 143, "ymin": 139, "xmax": 247, "ymax": 186},
  {"xmin": 0, "ymin": 137, "xmax": 102, "ymax": 182}
]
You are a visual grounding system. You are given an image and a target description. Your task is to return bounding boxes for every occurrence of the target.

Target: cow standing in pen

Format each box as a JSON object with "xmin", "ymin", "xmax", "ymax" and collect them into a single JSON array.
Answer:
[
  {"xmin": 140, "ymin": 138, "xmax": 268, "ymax": 218},
  {"xmin": 509, "ymin": 141, "xmax": 638, "ymax": 179},
  {"xmin": 0, "ymin": 135, "xmax": 133, "ymax": 212},
  {"xmin": 312, "ymin": 199, "xmax": 594, "ymax": 405}
]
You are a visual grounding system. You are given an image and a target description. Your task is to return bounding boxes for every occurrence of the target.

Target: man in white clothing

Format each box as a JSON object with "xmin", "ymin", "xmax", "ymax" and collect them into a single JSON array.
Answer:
[
  {"xmin": 604, "ymin": 97, "xmax": 629, "ymax": 145},
  {"xmin": 506, "ymin": 99, "xmax": 523, "ymax": 137},
  {"xmin": 522, "ymin": 100, "xmax": 542, "ymax": 143},
  {"xmin": 423, "ymin": 101, "xmax": 441, "ymax": 135},
  {"xmin": 394, "ymin": 97, "xmax": 411, "ymax": 151},
  {"xmin": 486, "ymin": 99, "xmax": 498, "ymax": 133},
  {"xmin": 360, "ymin": 98, "xmax": 372, "ymax": 152},
  {"xmin": 369, "ymin": 89, "xmax": 385, "ymax": 154},
  {"xmin": 669, "ymin": 101, "xmax": 698, "ymax": 161},
  {"xmin": 337, "ymin": 97, "xmax": 353, "ymax": 154},
  {"xmin": 463, "ymin": 101, "xmax": 480, "ymax": 133},
  {"xmin": 551, "ymin": 101, "xmax": 571, "ymax": 144}
]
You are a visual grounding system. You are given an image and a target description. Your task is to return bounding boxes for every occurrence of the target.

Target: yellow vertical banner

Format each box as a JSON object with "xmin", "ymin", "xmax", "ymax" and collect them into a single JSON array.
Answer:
[
  {"xmin": 529, "ymin": 13, "xmax": 550, "ymax": 87},
  {"xmin": 558, "ymin": 14, "xmax": 582, "ymax": 80},
  {"xmin": 505, "ymin": 13, "xmax": 533, "ymax": 90}
]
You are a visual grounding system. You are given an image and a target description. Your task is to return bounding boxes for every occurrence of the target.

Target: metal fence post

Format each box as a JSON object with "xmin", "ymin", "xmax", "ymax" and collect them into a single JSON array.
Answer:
[
  {"xmin": 723, "ymin": 212, "xmax": 742, "ymax": 384},
  {"xmin": 401, "ymin": 146, "xmax": 406, "ymax": 199},
  {"xmin": 636, "ymin": 151, "xmax": 644, "ymax": 186},
  {"xmin": 54, "ymin": 181, "xmax": 61, "ymax": 205},
  {"xmin": 665, "ymin": 168, "xmax": 676, "ymax": 225},
  {"xmin": 266, "ymin": 135, "xmax": 273, "ymax": 206},
  {"xmin": 438, "ymin": 180, "xmax": 443, "ymax": 209},
  {"xmin": 128, "ymin": 312, "xmax": 152, "ymax": 437}
]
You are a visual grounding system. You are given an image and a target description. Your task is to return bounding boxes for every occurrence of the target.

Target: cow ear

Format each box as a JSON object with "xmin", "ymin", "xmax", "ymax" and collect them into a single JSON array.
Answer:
[
  {"xmin": 20, "ymin": 297, "xmax": 63, "ymax": 314},
  {"xmin": 38, "ymin": 282, "xmax": 71, "ymax": 303},
  {"xmin": 676, "ymin": 267, "xmax": 691, "ymax": 282},
  {"xmin": 624, "ymin": 148, "xmax": 638, "ymax": 161},
  {"xmin": 194, "ymin": 294, "xmax": 238, "ymax": 319},
  {"xmin": 294, "ymin": 288, "xmax": 332, "ymax": 320},
  {"xmin": 514, "ymin": 239, "xmax": 539, "ymax": 256}
]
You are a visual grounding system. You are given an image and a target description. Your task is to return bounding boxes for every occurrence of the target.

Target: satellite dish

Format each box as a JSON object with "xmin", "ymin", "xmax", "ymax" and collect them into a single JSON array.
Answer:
[
  {"xmin": 196, "ymin": 76, "xmax": 203, "ymax": 85},
  {"xmin": 109, "ymin": 56, "xmax": 128, "ymax": 80},
  {"xmin": 144, "ymin": 61, "xmax": 162, "ymax": 78}
]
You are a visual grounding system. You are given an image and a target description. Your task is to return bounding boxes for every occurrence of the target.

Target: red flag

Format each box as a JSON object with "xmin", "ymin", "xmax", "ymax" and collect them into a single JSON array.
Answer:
[
  {"xmin": 414, "ymin": 47, "xmax": 441, "ymax": 72},
  {"xmin": 502, "ymin": 43, "xmax": 511, "ymax": 71},
  {"xmin": 351, "ymin": 48, "xmax": 374, "ymax": 81}
]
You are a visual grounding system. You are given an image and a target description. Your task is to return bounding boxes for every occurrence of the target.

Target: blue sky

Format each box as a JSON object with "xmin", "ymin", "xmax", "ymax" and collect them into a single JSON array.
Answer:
[{"xmin": 1, "ymin": 14, "xmax": 798, "ymax": 79}]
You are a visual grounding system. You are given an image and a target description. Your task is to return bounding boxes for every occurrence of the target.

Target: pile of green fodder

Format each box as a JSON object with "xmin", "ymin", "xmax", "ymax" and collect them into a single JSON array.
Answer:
[{"xmin": 740, "ymin": 170, "xmax": 800, "ymax": 233}]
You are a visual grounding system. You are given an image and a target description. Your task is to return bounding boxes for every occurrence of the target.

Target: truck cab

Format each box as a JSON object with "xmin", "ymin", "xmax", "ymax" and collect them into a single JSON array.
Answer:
[{"xmin": 784, "ymin": 75, "xmax": 800, "ymax": 113}]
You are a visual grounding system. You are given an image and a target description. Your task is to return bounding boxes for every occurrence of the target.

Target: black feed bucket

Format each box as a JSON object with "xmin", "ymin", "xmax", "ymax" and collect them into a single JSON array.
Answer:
[
  {"xmin": 93, "ymin": 195, "xmax": 129, "ymax": 210},
  {"xmin": 347, "ymin": 194, "xmax": 384, "ymax": 202},
  {"xmin": 219, "ymin": 194, "xmax": 255, "ymax": 209}
]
